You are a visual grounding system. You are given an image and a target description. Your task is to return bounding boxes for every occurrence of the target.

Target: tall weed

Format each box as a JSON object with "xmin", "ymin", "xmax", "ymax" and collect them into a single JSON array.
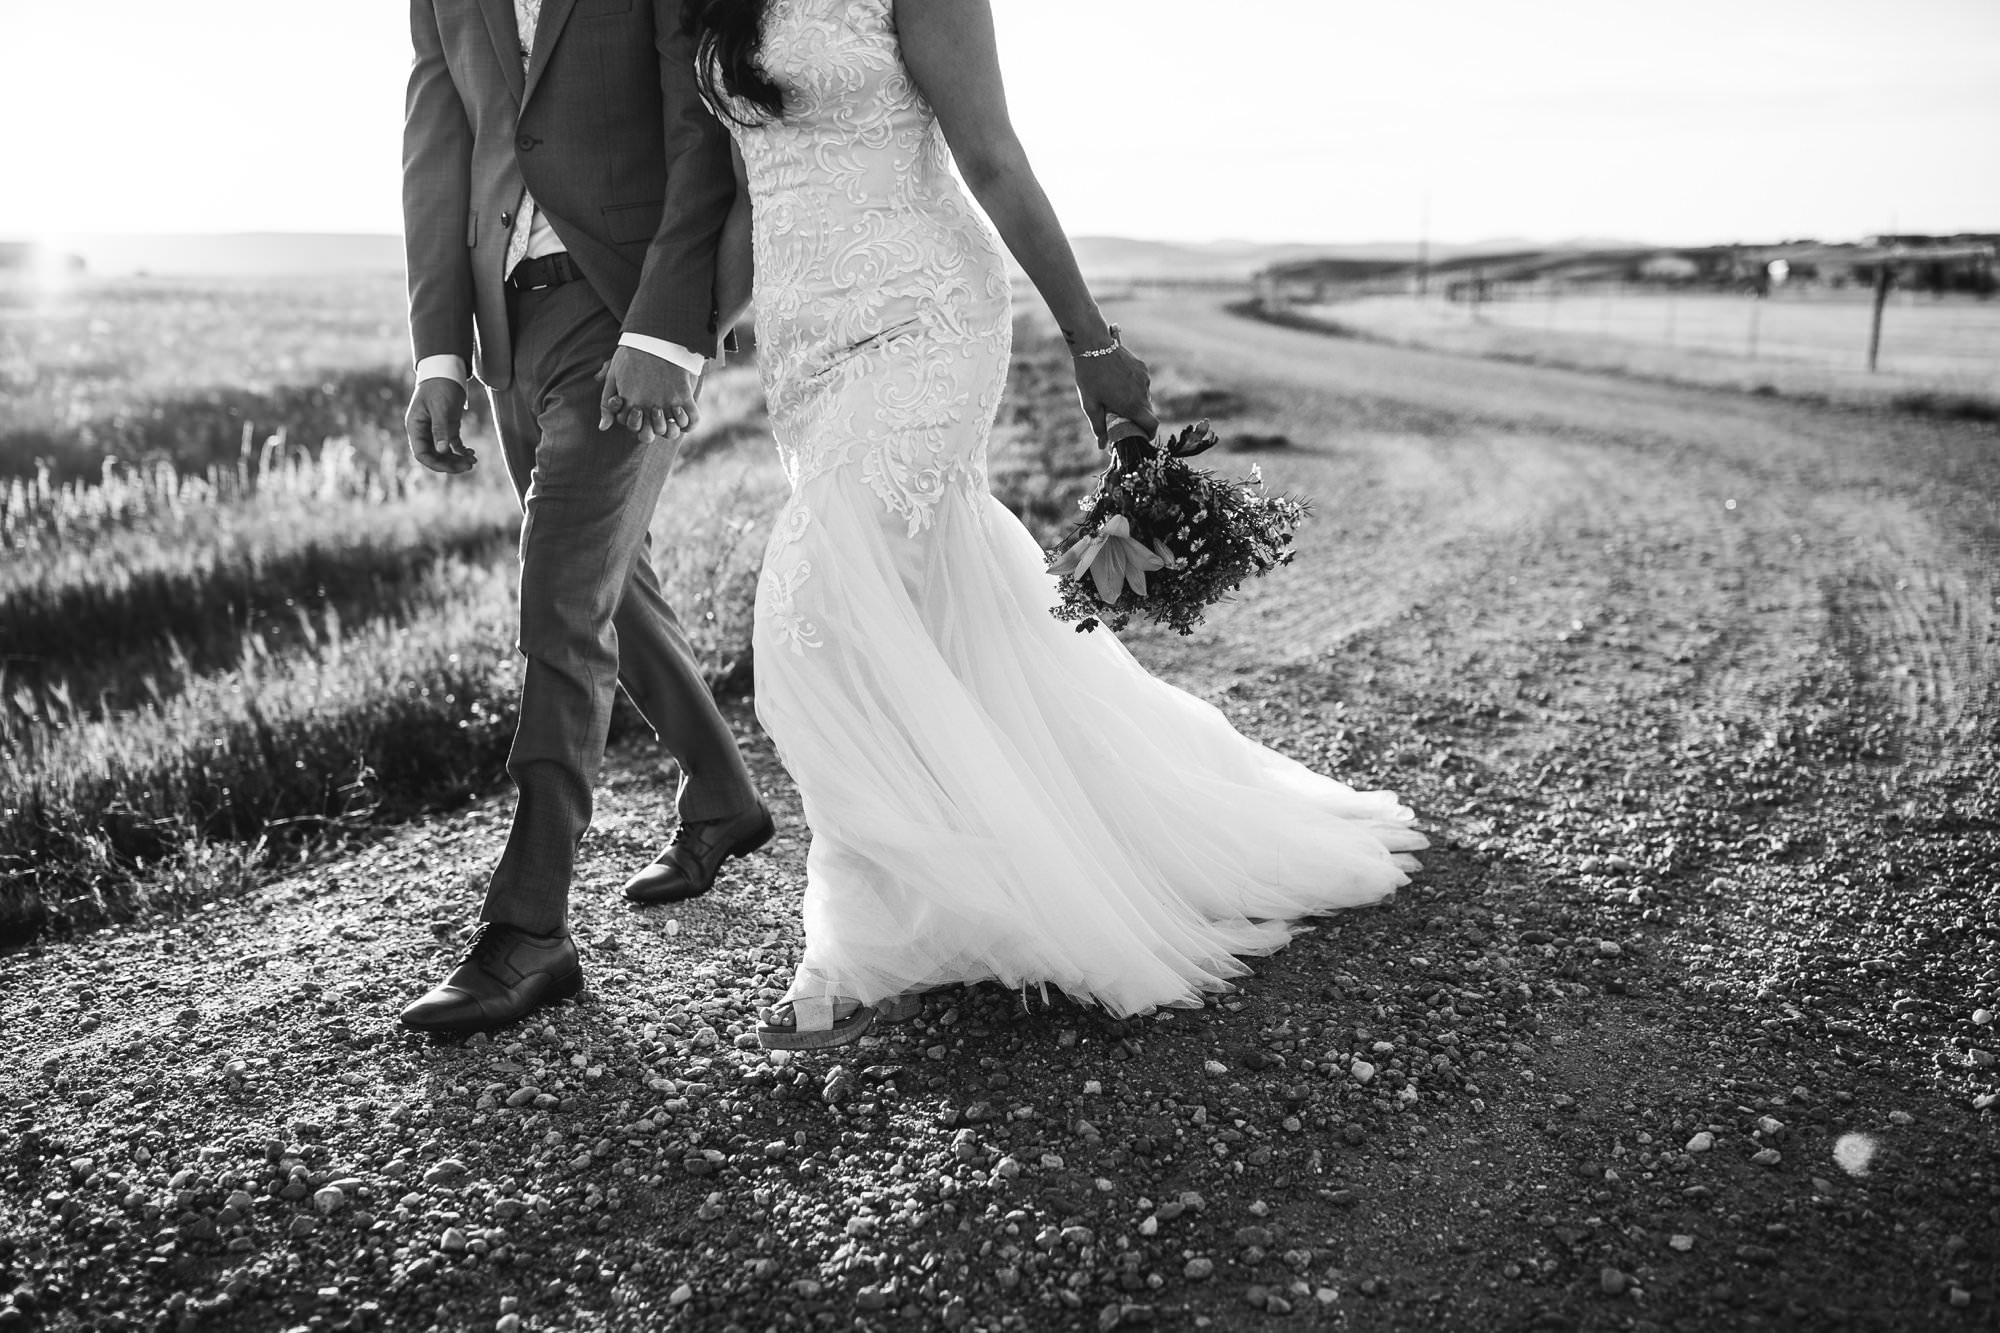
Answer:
[{"xmin": 2, "ymin": 435, "xmax": 517, "ymax": 709}]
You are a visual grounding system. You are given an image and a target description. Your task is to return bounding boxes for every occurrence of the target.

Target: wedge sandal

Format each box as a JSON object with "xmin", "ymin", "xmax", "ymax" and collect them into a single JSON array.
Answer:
[{"xmin": 756, "ymin": 996, "xmax": 877, "ymax": 1050}]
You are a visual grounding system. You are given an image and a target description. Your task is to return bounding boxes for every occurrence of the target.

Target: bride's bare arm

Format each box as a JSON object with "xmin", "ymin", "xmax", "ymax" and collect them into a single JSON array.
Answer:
[
  {"xmin": 715, "ymin": 141, "xmax": 755, "ymax": 342},
  {"xmin": 897, "ymin": 0, "xmax": 1157, "ymax": 441}
]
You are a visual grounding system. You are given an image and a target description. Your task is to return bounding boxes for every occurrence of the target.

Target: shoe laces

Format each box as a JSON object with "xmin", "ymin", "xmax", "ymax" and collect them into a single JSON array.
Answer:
[
  {"xmin": 667, "ymin": 822, "xmax": 723, "ymax": 860},
  {"xmin": 457, "ymin": 922, "xmax": 510, "ymax": 966}
]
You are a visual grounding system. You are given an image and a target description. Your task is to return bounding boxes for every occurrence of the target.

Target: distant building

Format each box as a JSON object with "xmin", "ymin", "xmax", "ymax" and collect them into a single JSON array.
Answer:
[
  {"xmin": 1255, "ymin": 236, "xmax": 1997, "ymax": 306},
  {"xmin": 1636, "ymin": 255, "xmax": 1701, "ymax": 283},
  {"xmin": 1858, "ymin": 235, "xmax": 1999, "ymax": 295}
]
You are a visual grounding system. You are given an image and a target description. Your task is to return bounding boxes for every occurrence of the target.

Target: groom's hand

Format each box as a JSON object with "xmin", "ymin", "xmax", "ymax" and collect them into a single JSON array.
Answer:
[
  {"xmin": 406, "ymin": 379, "xmax": 476, "ymax": 474},
  {"xmin": 597, "ymin": 347, "xmax": 700, "ymax": 445}
]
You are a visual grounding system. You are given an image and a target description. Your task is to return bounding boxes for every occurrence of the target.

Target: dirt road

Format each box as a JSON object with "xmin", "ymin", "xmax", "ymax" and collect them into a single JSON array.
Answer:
[
  {"xmin": 1122, "ymin": 292, "xmax": 2000, "ymax": 1323},
  {"xmin": 2, "ymin": 296, "xmax": 1994, "ymax": 1333}
]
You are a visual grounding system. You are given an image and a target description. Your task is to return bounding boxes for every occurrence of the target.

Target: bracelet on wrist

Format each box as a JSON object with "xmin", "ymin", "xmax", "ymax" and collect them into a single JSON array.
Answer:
[{"xmin": 1072, "ymin": 323, "xmax": 1123, "ymax": 359}]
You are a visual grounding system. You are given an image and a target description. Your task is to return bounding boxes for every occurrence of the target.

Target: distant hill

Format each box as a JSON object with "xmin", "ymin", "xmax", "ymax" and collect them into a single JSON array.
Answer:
[
  {"xmin": 35, "ymin": 233, "xmax": 406, "ymax": 277},
  {"xmin": 16, "ymin": 231, "xmax": 1659, "ymax": 281}
]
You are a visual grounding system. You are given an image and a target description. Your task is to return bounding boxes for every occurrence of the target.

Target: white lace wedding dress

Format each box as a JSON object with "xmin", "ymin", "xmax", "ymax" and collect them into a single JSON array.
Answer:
[{"xmin": 729, "ymin": 0, "xmax": 1426, "ymax": 1017}]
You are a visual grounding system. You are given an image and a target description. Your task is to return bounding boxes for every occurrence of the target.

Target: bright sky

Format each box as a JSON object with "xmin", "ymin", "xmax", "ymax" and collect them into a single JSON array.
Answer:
[{"xmin": 5, "ymin": 0, "xmax": 1996, "ymax": 247}]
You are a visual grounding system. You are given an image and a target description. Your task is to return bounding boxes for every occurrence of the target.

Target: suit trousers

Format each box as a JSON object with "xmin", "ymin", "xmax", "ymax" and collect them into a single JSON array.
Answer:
[{"xmin": 479, "ymin": 278, "xmax": 757, "ymax": 933}]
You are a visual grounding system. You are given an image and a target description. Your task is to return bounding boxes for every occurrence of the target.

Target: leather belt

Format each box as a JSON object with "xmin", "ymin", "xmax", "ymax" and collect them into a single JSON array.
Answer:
[{"xmin": 506, "ymin": 251, "xmax": 584, "ymax": 292}]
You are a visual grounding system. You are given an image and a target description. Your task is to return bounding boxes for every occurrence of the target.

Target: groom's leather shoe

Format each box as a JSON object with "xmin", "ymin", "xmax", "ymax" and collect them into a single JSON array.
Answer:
[
  {"xmin": 398, "ymin": 923, "xmax": 582, "ymax": 1037},
  {"xmin": 623, "ymin": 802, "xmax": 776, "ymax": 905}
]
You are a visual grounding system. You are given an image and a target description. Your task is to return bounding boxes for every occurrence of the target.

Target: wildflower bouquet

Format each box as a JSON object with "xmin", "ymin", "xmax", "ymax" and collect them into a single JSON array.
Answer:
[{"xmin": 1045, "ymin": 421, "xmax": 1310, "ymax": 636}]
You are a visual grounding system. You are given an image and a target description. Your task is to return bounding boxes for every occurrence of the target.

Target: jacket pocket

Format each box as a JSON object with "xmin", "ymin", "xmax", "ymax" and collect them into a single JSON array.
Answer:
[
  {"xmin": 603, "ymin": 201, "xmax": 663, "ymax": 245},
  {"xmin": 575, "ymin": 0, "xmax": 633, "ymax": 15},
  {"xmin": 466, "ymin": 212, "xmax": 480, "ymax": 247}
]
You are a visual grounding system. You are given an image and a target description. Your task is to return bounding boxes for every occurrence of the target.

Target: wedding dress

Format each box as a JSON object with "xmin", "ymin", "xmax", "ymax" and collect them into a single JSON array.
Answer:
[{"xmin": 729, "ymin": 0, "xmax": 1426, "ymax": 1017}]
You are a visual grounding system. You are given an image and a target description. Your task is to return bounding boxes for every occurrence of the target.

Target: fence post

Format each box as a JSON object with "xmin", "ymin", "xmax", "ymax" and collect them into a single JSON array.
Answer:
[{"xmin": 1867, "ymin": 262, "xmax": 1893, "ymax": 372}]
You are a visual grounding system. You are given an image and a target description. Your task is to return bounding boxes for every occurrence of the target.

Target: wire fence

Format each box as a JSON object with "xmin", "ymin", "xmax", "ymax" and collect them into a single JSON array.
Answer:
[{"xmin": 1445, "ymin": 283, "xmax": 2000, "ymax": 380}]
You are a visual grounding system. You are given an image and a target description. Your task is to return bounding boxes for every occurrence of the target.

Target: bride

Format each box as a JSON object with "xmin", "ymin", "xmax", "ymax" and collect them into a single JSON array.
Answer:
[{"xmin": 686, "ymin": 0, "xmax": 1427, "ymax": 1049}]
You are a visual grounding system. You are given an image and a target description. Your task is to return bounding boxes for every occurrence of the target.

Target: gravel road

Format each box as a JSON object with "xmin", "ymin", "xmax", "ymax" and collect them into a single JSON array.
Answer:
[{"xmin": 3, "ymin": 295, "xmax": 1995, "ymax": 1332}]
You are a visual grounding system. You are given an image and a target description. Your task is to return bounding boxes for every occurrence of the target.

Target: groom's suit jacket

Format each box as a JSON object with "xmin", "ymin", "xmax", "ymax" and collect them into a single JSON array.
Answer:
[{"xmin": 403, "ymin": 0, "xmax": 734, "ymax": 390}]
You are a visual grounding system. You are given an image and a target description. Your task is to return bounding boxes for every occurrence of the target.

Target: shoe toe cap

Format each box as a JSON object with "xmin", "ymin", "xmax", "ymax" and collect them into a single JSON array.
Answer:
[
  {"xmin": 399, "ymin": 986, "xmax": 482, "ymax": 1031},
  {"xmin": 623, "ymin": 865, "xmax": 700, "ymax": 903}
]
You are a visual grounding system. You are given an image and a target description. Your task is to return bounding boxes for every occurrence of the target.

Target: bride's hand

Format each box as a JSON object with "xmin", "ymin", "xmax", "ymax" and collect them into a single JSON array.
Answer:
[{"xmin": 1071, "ymin": 334, "xmax": 1158, "ymax": 446}]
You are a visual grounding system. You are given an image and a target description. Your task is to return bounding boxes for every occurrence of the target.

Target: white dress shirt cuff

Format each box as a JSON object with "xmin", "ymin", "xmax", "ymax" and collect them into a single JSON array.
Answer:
[
  {"xmin": 618, "ymin": 333, "xmax": 707, "ymax": 376},
  {"xmin": 415, "ymin": 354, "xmax": 468, "ymax": 388}
]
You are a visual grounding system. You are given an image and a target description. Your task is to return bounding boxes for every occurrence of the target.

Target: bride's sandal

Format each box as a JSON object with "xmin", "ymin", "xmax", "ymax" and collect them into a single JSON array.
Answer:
[{"xmin": 757, "ymin": 996, "xmax": 877, "ymax": 1050}]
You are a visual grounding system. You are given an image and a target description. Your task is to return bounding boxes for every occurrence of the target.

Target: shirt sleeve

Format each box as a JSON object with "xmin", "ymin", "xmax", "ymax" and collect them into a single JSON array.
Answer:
[
  {"xmin": 415, "ymin": 354, "xmax": 469, "ymax": 387},
  {"xmin": 617, "ymin": 333, "xmax": 707, "ymax": 376}
]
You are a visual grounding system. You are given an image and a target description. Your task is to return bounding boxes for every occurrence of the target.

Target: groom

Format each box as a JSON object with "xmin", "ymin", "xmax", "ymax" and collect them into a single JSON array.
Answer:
[{"xmin": 397, "ymin": 0, "xmax": 772, "ymax": 1036}]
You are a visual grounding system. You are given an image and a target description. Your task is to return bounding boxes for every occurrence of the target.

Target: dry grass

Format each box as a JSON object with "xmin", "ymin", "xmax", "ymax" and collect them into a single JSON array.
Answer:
[
  {"xmin": 0, "ymin": 433, "xmax": 790, "ymax": 941},
  {"xmin": 2, "ymin": 435, "xmax": 520, "ymax": 712},
  {"xmin": 0, "ymin": 274, "xmax": 412, "ymax": 480}
]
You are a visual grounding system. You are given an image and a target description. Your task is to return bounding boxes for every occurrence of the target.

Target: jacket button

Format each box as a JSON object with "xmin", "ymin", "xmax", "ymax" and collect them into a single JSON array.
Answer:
[
  {"xmin": 517, "ymin": 133, "xmax": 537, "ymax": 151},
  {"xmin": 500, "ymin": 211, "xmax": 513, "ymax": 228}
]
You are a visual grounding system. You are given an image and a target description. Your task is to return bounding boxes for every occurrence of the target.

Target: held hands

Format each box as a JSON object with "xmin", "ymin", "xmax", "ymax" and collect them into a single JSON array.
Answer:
[
  {"xmin": 1070, "ymin": 327, "xmax": 1158, "ymax": 449},
  {"xmin": 405, "ymin": 379, "xmax": 477, "ymax": 474},
  {"xmin": 597, "ymin": 346, "xmax": 701, "ymax": 445}
]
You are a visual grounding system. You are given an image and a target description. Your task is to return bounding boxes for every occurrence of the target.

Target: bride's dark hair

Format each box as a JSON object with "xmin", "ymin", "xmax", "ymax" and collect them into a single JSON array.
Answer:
[{"xmin": 684, "ymin": 0, "xmax": 785, "ymax": 124}]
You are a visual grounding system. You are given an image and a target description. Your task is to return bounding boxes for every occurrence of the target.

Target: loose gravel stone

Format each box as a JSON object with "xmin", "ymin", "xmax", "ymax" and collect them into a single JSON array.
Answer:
[{"xmin": 424, "ymin": 1158, "xmax": 469, "ymax": 1185}]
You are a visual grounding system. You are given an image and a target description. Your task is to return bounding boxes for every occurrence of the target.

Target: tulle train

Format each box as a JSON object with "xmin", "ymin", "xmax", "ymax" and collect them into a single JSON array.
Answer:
[{"xmin": 752, "ymin": 467, "xmax": 1426, "ymax": 1018}]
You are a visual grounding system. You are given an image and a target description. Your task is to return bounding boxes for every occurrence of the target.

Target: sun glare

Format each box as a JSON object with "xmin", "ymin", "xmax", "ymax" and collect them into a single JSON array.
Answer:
[
  {"xmin": 4, "ymin": 240, "xmax": 84, "ymax": 299},
  {"xmin": 27, "ymin": 244, "xmax": 79, "ymax": 294}
]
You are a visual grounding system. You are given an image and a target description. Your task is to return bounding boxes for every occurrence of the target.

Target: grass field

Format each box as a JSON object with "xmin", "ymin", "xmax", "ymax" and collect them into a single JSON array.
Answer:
[
  {"xmin": 0, "ymin": 274, "xmax": 417, "ymax": 483},
  {"xmin": 1296, "ymin": 289, "xmax": 2000, "ymax": 411},
  {"xmin": 0, "ymin": 275, "xmax": 1117, "ymax": 942}
]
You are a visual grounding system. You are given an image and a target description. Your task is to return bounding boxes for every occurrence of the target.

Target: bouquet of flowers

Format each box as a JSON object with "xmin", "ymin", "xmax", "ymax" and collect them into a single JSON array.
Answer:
[{"xmin": 1045, "ymin": 420, "xmax": 1311, "ymax": 636}]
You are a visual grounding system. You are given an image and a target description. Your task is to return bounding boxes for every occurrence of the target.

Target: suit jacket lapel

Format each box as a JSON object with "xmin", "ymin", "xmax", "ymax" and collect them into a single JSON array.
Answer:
[
  {"xmin": 522, "ymin": 0, "xmax": 578, "ymax": 110},
  {"xmin": 477, "ymin": 0, "xmax": 526, "ymax": 105}
]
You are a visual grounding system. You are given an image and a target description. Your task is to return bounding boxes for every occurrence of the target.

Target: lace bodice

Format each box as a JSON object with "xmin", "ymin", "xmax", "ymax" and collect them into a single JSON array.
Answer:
[{"xmin": 724, "ymin": 0, "xmax": 1013, "ymax": 533}]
